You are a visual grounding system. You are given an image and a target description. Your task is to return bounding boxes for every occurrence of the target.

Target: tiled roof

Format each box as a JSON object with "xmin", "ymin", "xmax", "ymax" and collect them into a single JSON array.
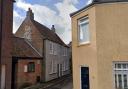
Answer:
[
  {"xmin": 31, "ymin": 20, "xmax": 68, "ymax": 47},
  {"xmin": 12, "ymin": 36, "xmax": 42, "ymax": 57},
  {"xmin": 70, "ymin": 0, "xmax": 128, "ymax": 16}
]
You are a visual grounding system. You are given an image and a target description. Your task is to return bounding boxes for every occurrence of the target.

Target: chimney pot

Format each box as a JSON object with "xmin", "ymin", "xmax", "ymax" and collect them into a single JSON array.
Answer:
[
  {"xmin": 51, "ymin": 25, "xmax": 56, "ymax": 33},
  {"xmin": 26, "ymin": 8, "xmax": 34, "ymax": 20}
]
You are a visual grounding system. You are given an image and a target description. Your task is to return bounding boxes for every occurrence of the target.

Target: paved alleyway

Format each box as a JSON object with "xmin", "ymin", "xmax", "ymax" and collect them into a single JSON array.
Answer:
[
  {"xmin": 24, "ymin": 75, "xmax": 72, "ymax": 89},
  {"xmin": 61, "ymin": 81, "xmax": 73, "ymax": 89},
  {"xmin": 45, "ymin": 75, "xmax": 73, "ymax": 89}
]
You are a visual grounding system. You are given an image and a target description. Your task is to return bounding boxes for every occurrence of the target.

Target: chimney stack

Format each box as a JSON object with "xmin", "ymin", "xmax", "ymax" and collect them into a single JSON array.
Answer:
[
  {"xmin": 26, "ymin": 8, "xmax": 34, "ymax": 19},
  {"xmin": 51, "ymin": 25, "xmax": 56, "ymax": 33}
]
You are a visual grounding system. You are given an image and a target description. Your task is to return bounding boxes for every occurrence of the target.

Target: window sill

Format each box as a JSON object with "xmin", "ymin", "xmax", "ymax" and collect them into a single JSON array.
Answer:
[
  {"xmin": 49, "ymin": 72, "xmax": 57, "ymax": 75},
  {"xmin": 78, "ymin": 41, "xmax": 90, "ymax": 47},
  {"xmin": 62, "ymin": 70, "xmax": 68, "ymax": 72}
]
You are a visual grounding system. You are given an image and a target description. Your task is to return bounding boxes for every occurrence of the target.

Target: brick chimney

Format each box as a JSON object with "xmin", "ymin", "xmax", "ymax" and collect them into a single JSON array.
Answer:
[
  {"xmin": 51, "ymin": 25, "xmax": 56, "ymax": 33},
  {"xmin": 26, "ymin": 8, "xmax": 34, "ymax": 19}
]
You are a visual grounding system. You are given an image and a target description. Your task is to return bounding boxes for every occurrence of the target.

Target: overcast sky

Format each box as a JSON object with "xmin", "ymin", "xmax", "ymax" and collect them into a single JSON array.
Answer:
[{"xmin": 13, "ymin": 0, "xmax": 92, "ymax": 44}]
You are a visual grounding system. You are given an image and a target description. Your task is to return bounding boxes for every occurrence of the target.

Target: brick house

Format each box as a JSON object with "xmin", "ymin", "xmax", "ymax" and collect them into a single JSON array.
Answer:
[
  {"xmin": 12, "ymin": 36, "xmax": 43, "ymax": 89},
  {"xmin": 14, "ymin": 8, "xmax": 70, "ymax": 87},
  {"xmin": 0, "ymin": 0, "xmax": 14, "ymax": 89}
]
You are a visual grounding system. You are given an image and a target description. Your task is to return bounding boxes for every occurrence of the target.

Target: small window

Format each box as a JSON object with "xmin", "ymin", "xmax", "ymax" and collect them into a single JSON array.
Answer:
[
  {"xmin": 28, "ymin": 62, "xmax": 35, "ymax": 72},
  {"xmin": 78, "ymin": 17, "xmax": 90, "ymax": 44},
  {"xmin": 113, "ymin": 62, "xmax": 128, "ymax": 89},
  {"xmin": 49, "ymin": 42, "xmax": 53, "ymax": 54},
  {"xmin": 53, "ymin": 43, "xmax": 57, "ymax": 55},
  {"xmin": 49, "ymin": 59, "xmax": 57, "ymax": 74}
]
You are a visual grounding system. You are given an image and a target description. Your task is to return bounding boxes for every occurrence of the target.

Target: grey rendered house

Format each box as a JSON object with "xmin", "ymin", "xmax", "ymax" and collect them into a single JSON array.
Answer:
[{"xmin": 15, "ymin": 8, "xmax": 70, "ymax": 82}]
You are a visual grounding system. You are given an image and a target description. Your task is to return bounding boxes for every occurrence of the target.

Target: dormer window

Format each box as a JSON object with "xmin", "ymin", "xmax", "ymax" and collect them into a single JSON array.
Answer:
[{"xmin": 78, "ymin": 17, "xmax": 90, "ymax": 45}]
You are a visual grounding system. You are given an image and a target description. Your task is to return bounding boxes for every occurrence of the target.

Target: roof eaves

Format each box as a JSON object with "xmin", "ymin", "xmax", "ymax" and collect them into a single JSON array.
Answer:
[
  {"xmin": 70, "ymin": 1, "xmax": 128, "ymax": 17},
  {"xmin": 70, "ymin": 2, "xmax": 95, "ymax": 17}
]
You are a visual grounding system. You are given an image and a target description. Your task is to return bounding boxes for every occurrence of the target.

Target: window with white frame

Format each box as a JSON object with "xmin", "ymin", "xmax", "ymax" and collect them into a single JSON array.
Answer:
[
  {"xmin": 49, "ymin": 59, "xmax": 57, "ymax": 74},
  {"xmin": 49, "ymin": 42, "xmax": 53, "ymax": 54},
  {"xmin": 78, "ymin": 17, "xmax": 90, "ymax": 44},
  {"xmin": 53, "ymin": 43, "xmax": 57, "ymax": 55},
  {"xmin": 113, "ymin": 62, "xmax": 128, "ymax": 89},
  {"xmin": 62, "ymin": 61, "xmax": 66, "ymax": 71},
  {"xmin": 62, "ymin": 47, "xmax": 65, "ymax": 56},
  {"xmin": 62, "ymin": 48, "xmax": 67, "ymax": 56},
  {"xmin": 66, "ymin": 60, "xmax": 69, "ymax": 70},
  {"xmin": 53, "ymin": 60, "xmax": 57, "ymax": 73},
  {"xmin": 65, "ymin": 48, "xmax": 67, "ymax": 56}
]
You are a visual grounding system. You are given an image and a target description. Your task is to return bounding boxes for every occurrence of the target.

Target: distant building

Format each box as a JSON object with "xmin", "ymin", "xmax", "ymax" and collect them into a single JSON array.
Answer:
[
  {"xmin": 0, "ymin": 0, "xmax": 13, "ymax": 89},
  {"xmin": 71, "ymin": 0, "xmax": 128, "ymax": 89},
  {"xmin": 13, "ymin": 8, "xmax": 70, "ymax": 88}
]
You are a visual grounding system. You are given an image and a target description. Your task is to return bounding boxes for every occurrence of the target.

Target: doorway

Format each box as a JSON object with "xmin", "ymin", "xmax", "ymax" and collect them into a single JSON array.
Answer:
[
  {"xmin": 81, "ymin": 67, "xmax": 90, "ymax": 89},
  {"xmin": 11, "ymin": 59, "xmax": 18, "ymax": 89}
]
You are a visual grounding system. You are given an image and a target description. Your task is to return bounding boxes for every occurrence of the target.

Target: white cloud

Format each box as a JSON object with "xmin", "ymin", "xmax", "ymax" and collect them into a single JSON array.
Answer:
[
  {"xmin": 13, "ymin": 10, "xmax": 24, "ymax": 33},
  {"xmin": 13, "ymin": 0, "xmax": 78, "ymax": 44},
  {"xmin": 63, "ymin": 0, "xmax": 79, "ymax": 4},
  {"xmin": 86, "ymin": 0, "xmax": 93, "ymax": 5}
]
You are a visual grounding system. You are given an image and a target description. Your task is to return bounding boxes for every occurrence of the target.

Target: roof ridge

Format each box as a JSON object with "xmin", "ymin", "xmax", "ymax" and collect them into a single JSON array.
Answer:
[{"xmin": 31, "ymin": 19, "xmax": 68, "ymax": 47}]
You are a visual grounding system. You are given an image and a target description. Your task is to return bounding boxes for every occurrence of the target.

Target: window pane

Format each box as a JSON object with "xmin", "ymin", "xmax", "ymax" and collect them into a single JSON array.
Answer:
[
  {"xmin": 118, "ymin": 74, "xmax": 122, "ymax": 88},
  {"xmin": 114, "ymin": 62, "xmax": 128, "ymax": 89},
  {"xmin": 117, "ymin": 64, "xmax": 121, "ymax": 69},
  {"xmin": 79, "ymin": 17, "xmax": 89, "ymax": 44},
  {"xmin": 124, "ymin": 74, "xmax": 127, "ymax": 88},
  {"xmin": 115, "ymin": 74, "xmax": 117, "ymax": 88},
  {"xmin": 115, "ymin": 64, "xmax": 117, "ymax": 68},
  {"xmin": 28, "ymin": 62, "xmax": 35, "ymax": 72},
  {"xmin": 123, "ymin": 64, "xmax": 127, "ymax": 69}
]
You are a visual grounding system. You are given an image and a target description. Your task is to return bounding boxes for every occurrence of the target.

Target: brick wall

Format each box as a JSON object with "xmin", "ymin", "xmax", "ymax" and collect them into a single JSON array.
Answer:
[
  {"xmin": 16, "ymin": 59, "xmax": 41, "ymax": 88},
  {"xmin": 0, "ymin": 0, "xmax": 13, "ymax": 89}
]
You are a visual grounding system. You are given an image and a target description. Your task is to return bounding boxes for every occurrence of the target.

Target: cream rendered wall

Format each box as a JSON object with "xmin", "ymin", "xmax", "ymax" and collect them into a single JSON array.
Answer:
[
  {"xmin": 95, "ymin": 3, "xmax": 128, "ymax": 89},
  {"xmin": 72, "ymin": 6, "xmax": 98, "ymax": 89},
  {"xmin": 72, "ymin": 2, "xmax": 128, "ymax": 89}
]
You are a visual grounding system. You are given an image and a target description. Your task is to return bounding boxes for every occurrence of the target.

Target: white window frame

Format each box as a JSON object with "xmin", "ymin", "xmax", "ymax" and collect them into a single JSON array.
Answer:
[
  {"xmin": 49, "ymin": 59, "xmax": 57, "ymax": 74},
  {"xmin": 78, "ymin": 16, "xmax": 90, "ymax": 45},
  {"xmin": 49, "ymin": 42, "xmax": 54, "ymax": 54},
  {"xmin": 113, "ymin": 62, "xmax": 128, "ymax": 89},
  {"xmin": 66, "ymin": 60, "xmax": 69, "ymax": 70},
  {"xmin": 53, "ymin": 43, "xmax": 57, "ymax": 55},
  {"xmin": 49, "ymin": 60, "xmax": 54, "ymax": 74},
  {"xmin": 62, "ymin": 61, "xmax": 66, "ymax": 71}
]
